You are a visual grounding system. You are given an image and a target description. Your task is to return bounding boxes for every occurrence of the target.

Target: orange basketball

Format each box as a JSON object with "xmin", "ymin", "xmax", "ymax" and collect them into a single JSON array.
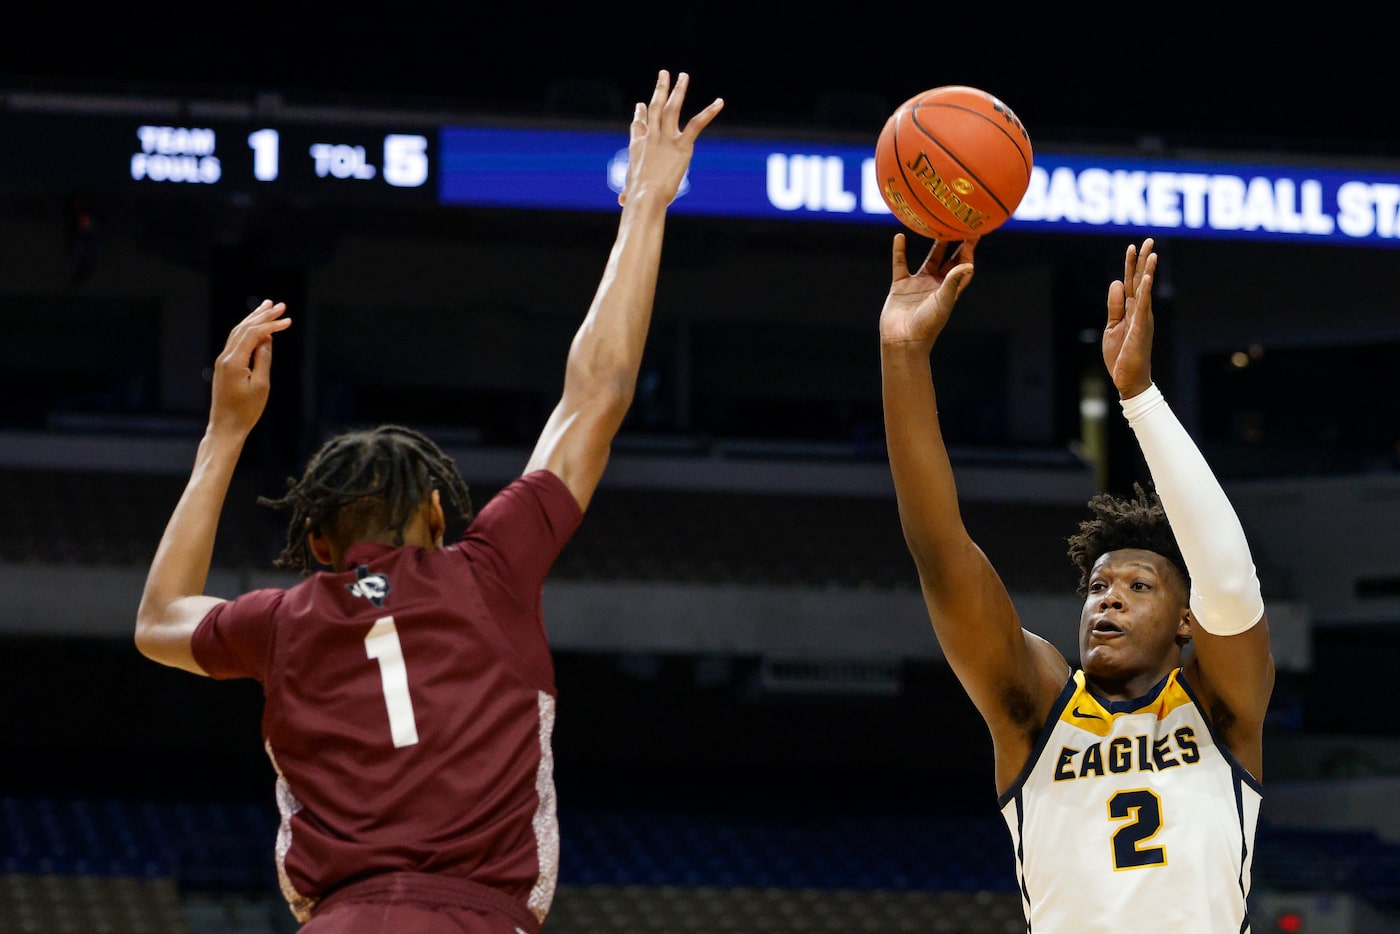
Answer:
[{"xmin": 874, "ymin": 85, "xmax": 1033, "ymax": 239}]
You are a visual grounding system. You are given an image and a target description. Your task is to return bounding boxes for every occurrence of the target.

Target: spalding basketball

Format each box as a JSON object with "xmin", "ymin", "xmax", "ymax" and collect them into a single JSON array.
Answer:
[{"xmin": 874, "ymin": 85, "xmax": 1033, "ymax": 239}]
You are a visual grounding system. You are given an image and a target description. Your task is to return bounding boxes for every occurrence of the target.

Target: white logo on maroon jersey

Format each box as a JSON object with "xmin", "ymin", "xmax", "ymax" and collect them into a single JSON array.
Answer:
[{"xmin": 345, "ymin": 566, "xmax": 391, "ymax": 607}]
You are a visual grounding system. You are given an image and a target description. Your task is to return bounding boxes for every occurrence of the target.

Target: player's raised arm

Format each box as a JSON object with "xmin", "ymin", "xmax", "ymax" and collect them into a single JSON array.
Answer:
[
  {"xmin": 134, "ymin": 300, "xmax": 291, "ymax": 674},
  {"xmin": 880, "ymin": 235, "xmax": 1068, "ymax": 760},
  {"xmin": 525, "ymin": 70, "xmax": 723, "ymax": 512},
  {"xmin": 1105, "ymin": 238, "xmax": 1274, "ymax": 777}
]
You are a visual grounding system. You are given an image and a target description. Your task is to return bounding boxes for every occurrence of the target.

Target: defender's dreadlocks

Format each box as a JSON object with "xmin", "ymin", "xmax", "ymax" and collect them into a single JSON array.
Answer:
[
  {"xmin": 1066, "ymin": 483, "xmax": 1189, "ymax": 596},
  {"xmin": 258, "ymin": 425, "xmax": 474, "ymax": 576}
]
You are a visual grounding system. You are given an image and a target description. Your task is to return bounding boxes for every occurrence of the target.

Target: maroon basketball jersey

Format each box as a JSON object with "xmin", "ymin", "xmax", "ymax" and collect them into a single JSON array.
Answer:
[{"xmin": 191, "ymin": 469, "xmax": 583, "ymax": 925}]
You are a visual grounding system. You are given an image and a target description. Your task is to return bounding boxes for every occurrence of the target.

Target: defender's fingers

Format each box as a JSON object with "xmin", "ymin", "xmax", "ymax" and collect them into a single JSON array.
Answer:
[
  {"xmin": 227, "ymin": 316, "xmax": 291, "ymax": 361},
  {"xmin": 682, "ymin": 96, "xmax": 725, "ymax": 138},
  {"xmin": 663, "ymin": 71, "xmax": 689, "ymax": 114},
  {"xmin": 240, "ymin": 300, "xmax": 284, "ymax": 324},
  {"xmin": 660, "ymin": 71, "xmax": 690, "ymax": 133},
  {"xmin": 228, "ymin": 300, "xmax": 270, "ymax": 338},
  {"xmin": 223, "ymin": 304, "xmax": 267, "ymax": 352},
  {"xmin": 649, "ymin": 70, "xmax": 671, "ymax": 113}
]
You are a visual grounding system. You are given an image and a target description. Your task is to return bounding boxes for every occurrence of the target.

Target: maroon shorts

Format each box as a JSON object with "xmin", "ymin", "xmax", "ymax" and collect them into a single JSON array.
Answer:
[{"xmin": 299, "ymin": 872, "xmax": 541, "ymax": 934}]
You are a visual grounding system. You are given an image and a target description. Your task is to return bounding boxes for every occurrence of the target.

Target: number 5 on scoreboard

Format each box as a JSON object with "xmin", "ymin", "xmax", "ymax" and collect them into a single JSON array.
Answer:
[
  {"xmin": 365, "ymin": 617, "xmax": 420, "ymax": 748},
  {"xmin": 383, "ymin": 134, "xmax": 429, "ymax": 189}
]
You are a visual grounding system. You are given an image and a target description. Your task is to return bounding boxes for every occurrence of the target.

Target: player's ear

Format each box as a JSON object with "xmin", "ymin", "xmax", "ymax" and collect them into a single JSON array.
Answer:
[
  {"xmin": 307, "ymin": 522, "xmax": 337, "ymax": 569},
  {"xmin": 1176, "ymin": 609, "xmax": 1194, "ymax": 647}
]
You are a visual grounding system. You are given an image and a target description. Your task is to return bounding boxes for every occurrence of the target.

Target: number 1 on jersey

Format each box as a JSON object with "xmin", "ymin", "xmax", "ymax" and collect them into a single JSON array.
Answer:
[{"xmin": 365, "ymin": 617, "xmax": 420, "ymax": 748}]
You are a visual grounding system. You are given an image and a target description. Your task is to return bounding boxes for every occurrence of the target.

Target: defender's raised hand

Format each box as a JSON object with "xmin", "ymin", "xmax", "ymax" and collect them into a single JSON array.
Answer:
[
  {"xmin": 209, "ymin": 299, "xmax": 291, "ymax": 438},
  {"xmin": 617, "ymin": 70, "xmax": 724, "ymax": 207}
]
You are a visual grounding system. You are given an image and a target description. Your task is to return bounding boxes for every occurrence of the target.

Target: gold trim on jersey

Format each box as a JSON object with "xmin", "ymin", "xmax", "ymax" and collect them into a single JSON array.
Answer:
[{"xmin": 1056, "ymin": 669, "xmax": 1194, "ymax": 738}]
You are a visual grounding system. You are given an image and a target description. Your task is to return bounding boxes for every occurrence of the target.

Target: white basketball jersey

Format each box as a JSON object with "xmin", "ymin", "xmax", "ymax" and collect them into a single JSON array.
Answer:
[{"xmin": 999, "ymin": 668, "xmax": 1261, "ymax": 933}]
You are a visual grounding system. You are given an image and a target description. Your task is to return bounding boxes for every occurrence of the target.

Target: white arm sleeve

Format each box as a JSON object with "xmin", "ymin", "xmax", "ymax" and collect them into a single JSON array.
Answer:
[{"xmin": 1121, "ymin": 383, "xmax": 1264, "ymax": 635}]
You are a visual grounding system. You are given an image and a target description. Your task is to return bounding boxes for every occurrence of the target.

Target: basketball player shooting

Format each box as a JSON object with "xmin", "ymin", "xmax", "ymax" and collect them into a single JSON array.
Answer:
[{"xmin": 878, "ymin": 233, "xmax": 1274, "ymax": 932}]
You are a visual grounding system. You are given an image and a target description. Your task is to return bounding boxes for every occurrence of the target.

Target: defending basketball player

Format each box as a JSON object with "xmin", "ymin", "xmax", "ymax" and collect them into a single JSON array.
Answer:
[
  {"xmin": 134, "ymin": 70, "xmax": 722, "ymax": 933},
  {"xmin": 879, "ymin": 233, "xmax": 1274, "ymax": 932}
]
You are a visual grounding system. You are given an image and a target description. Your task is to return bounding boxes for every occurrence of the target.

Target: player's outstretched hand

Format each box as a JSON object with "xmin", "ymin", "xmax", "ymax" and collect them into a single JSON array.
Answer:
[
  {"xmin": 879, "ymin": 234, "xmax": 977, "ymax": 347},
  {"xmin": 1103, "ymin": 238, "xmax": 1157, "ymax": 399},
  {"xmin": 209, "ymin": 299, "xmax": 292, "ymax": 439},
  {"xmin": 617, "ymin": 70, "xmax": 724, "ymax": 207}
]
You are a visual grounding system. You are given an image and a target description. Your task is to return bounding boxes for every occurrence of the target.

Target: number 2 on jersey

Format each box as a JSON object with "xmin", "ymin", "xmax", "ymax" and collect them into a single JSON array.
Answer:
[
  {"xmin": 365, "ymin": 617, "xmax": 420, "ymax": 748},
  {"xmin": 1108, "ymin": 788, "xmax": 1166, "ymax": 869}
]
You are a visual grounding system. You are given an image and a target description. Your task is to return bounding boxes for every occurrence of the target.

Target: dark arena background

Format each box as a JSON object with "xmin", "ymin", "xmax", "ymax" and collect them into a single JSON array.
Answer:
[{"xmin": 2, "ymin": 7, "xmax": 1399, "ymax": 932}]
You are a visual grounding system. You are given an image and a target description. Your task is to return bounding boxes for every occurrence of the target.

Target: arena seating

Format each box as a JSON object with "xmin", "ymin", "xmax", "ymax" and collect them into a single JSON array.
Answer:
[
  {"xmin": 0, "ymin": 467, "xmax": 1086, "ymax": 594},
  {"xmin": 2, "ymin": 794, "xmax": 1398, "ymax": 932}
]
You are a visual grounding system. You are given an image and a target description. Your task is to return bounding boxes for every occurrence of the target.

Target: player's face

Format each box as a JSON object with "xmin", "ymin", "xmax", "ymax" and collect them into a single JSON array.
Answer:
[{"xmin": 1078, "ymin": 548, "xmax": 1190, "ymax": 693}]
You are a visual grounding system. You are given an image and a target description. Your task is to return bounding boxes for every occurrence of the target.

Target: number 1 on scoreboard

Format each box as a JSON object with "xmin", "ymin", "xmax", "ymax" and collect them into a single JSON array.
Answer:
[{"xmin": 248, "ymin": 128, "xmax": 281, "ymax": 182}]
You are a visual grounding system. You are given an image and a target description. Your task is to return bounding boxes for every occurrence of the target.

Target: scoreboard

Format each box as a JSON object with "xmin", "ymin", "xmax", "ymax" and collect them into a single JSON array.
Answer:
[
  {"xmin": 3, "ymin": 94, "xmax": 1400, "ymax": 247},
  {"xmin": 0, "ymin": 109, "xmax": 438, "ymax": 209}
]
